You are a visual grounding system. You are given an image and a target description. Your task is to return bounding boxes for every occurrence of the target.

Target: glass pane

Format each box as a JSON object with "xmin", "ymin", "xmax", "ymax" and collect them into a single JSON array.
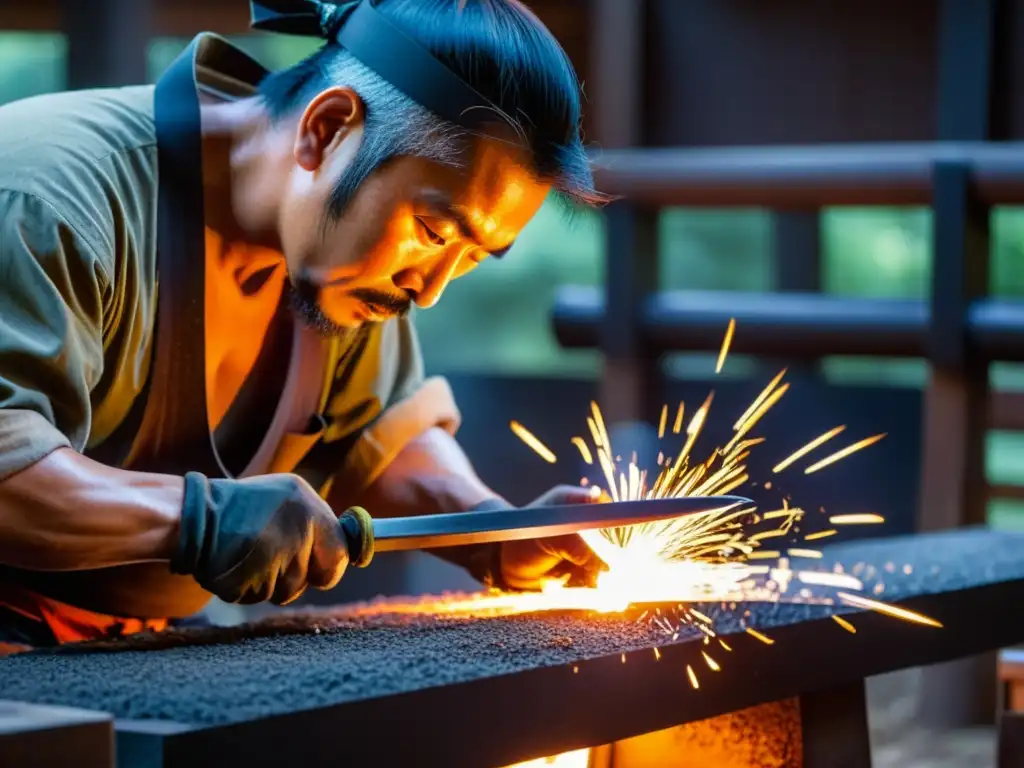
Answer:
[
  {"xmin": 822, "ymin": 207, "xmax": 931, "ymax": 298},
  {"xmin": 660, "ymin": 209, "xmax": 773, "ymax": 380},
  {"xmin": 988, "ymin": 430, "xmax": 1024, "ymax": 529},
  {"xmin": 989, "ymin": 499, "xmax": 1024, "ymax": 531},
  {"xmin": 659, "ymin": 209, "xmax": 773, "ymax": 292},
  {"xmin": 993, "ymin": 207, "xmax": 1024, "ymax": 298},
  {"xmin": 821, "ymin": 207, "xmax": 930, "ymax": 387},
  {"xmin": 988, "ymin": 431, "xmax": 1024, "ymax": 486},
  {"xmin": 415, "ymin": 198, "xmax": 604, "ymax": 376},
  {"xmin": 0, "ymin": 33, "xmax": 66, "ymax": 105}
]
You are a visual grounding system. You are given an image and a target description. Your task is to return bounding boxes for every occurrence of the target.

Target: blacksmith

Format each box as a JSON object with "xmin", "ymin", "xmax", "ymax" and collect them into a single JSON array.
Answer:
[{"xmin": 0, "ymin": 0, "xmax": 604, "ymax": 647}]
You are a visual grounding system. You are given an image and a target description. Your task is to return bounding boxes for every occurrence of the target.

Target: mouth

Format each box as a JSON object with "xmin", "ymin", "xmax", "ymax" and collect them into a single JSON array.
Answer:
[
  {"xmin": 357, "ymin": 303, "xmax": 393, "ymax": 322},
  {"xmin": 349, "ymin": 288, "xmax": 413, "ymax": 321}
]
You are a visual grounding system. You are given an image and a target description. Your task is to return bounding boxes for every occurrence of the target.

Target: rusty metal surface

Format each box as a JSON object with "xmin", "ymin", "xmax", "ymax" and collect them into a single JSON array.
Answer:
[{"xmin": 2, "ymin": 529, "xmax": 1024, "ymax": 767}]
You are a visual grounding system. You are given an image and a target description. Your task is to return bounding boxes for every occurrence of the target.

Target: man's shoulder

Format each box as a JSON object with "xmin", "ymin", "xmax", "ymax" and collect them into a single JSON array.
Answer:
[{"xmin": 0, "ymin": 86, "xmax": 158, "ymax": 260}]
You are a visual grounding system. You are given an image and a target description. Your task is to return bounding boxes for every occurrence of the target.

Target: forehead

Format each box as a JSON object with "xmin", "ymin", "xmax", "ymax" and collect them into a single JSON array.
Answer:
[{"xmin": 411, "ymin": 136, "xmax": 550, "ymax": 229}]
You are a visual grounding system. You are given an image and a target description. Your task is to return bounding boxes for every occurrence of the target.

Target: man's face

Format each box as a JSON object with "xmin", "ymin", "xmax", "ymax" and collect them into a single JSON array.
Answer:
[{"xmin": 277, "ymin": 87, "xmax": 551, "ymax": 335}]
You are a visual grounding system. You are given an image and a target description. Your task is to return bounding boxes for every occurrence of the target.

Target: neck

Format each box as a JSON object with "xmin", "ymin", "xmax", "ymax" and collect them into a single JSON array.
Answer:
[{"xmin": 200, "ymin": 97, "xmax": 286, "ymax": 251}]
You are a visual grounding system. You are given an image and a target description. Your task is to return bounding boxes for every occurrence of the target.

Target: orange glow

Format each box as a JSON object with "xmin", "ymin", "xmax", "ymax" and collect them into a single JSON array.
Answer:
[{"xmin": 505, "ymin": 748, "xmax": 591, "ymax": 768}]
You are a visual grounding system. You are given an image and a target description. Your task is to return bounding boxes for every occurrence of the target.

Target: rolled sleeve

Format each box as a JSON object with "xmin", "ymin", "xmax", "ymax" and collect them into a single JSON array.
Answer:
[{"xmin": 0, "ymin": 190, "xmax": 107, "ymax": 479}]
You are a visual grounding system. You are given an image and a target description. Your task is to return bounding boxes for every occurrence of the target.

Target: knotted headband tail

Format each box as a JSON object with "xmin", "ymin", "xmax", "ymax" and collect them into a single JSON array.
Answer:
[{"xmin": 250, "ymin": 0, "xmax": 359, "ymax": 39}]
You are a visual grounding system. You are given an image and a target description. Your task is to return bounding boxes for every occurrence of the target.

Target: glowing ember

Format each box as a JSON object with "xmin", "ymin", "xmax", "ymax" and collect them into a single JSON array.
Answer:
[
  {"xmin": 745, "ymin": 627, "xmax": 775, "ymax": 645},
  {"xmin": 804, "ymin": 433, "xmax": 887, "ymax": 474},
  {"xmin": 772, "ymin": 426, "xmax": 846, "ymax": 473},
  {"xmin": 836, "ymin": 592, "xmax": 944, "ymax": 628},
  {"xmin": 831, "ymin": 615, "xmax": 857, "ymax": 634},
  {"xmin": 829, "ymin": 513, "xmax": 885, "ymax": 525},
  {"xmin": 687, "ymin": 664, "xmax": 700, "ymax": 689},
  {"xmin": 509, "ymin": 421, "xmax": 557, "ymax": 464},
  {"xmin": 505, "ymin": 748, "xmax": 591, "ymax": 768},
  {"xmin": 715, "ymin": 317, "xmax": 735, "ymax": 374}
]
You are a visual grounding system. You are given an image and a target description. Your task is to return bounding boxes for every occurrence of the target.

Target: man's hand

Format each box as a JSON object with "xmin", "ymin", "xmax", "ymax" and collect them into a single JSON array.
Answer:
[
  {"xmin": 172, "ymin": 473, "xmax": 349, "ymax": 606},
  {"xmin": 499, "ymin": 485, "xmax": 606, "ymax": 591}
]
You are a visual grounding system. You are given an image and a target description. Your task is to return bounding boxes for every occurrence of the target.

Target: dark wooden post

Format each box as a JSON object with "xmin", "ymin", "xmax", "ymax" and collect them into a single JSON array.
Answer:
[
  {"xmin": 772, "ymin": 211, "xmax": 823, "ymax": 377},
  {"xmin": 61, "ymin": 0, "xmax": 151, "ymax": 90},
  {"xmin": 590, "ymin": 0, "xmax": 658, "ymax": 426},
  {"xmin": 916, "ymin": 0, "xmax": 999, "ymax": 729}
]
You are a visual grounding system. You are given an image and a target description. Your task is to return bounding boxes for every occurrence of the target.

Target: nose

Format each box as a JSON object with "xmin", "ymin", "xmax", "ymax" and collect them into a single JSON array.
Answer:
[
  {"xmin": 392, "ymin": 268, "xmax": 424, "ymax": 297},
  {"xmin": 395, "ymin": 249, "xmax": 462, "ymax": 309}
]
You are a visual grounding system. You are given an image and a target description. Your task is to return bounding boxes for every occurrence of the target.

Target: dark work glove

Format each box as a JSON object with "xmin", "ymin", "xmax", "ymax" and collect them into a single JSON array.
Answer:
[{"xmin": 171, "ymin": 472, "xmax": 350, "ymax": 605}]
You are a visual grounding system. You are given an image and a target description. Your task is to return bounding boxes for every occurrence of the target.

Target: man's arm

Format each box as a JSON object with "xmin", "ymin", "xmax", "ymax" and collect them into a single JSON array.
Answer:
[
  {"xmin": 0, "ymin": 191, "xmax": 346, "ymax": 606},
  {"xmin": 0, "ymin": 447, "xmax": 182, "ymax": 571}
]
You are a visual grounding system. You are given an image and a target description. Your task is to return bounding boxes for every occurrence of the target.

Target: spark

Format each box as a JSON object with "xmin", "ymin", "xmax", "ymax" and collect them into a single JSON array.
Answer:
[
  {"xmin": 831, "ymin": 615, "xmax": 857, "ymax": 634},
  {"xmin": 702, "ymin": 651, "xmax": 721, "ymax": 671},
  {"xmin": 805, "ymin": 529, "xmax": 838, "ymax": 541},
  {"xmin": 571, "ymin": 437, "xmax": 593, "ymax": 465},
  {"xmin": 805, "ymin": 434, "xmax": 887, "ymax": 474},
  {"xmin": 830, "ymin": 513, "xmax": 885, "ymax": 525},
  {"xmin": 773, "ymin": 426, "xmax": 847, "ymax": 473},
  {"xmin": 797, "ymin": 571, "xmax": 864, "ymax": 590},
  {"xmin": 787, "ymin": 549, "xmax": 823, "ymax": 559},
  {"xmin": 733, "ymin": 369, "xmax": 787, "ymax": 431},
  {"xmin": 837, "ymin": 592, "xmax": 944, "ymax": 628},
  {"xmin": 716, "ymin": 318, "xmax": 736, "ymax": 374},
  {"xmin": 653, "ymin": 647, "xmax": 662, "ymax": 661},
  {"xmin": 509, "ymin": 421, "xmax": 556, "ymax": 464},
  {"xmin": 719, "ymin": 639, "xmax": 732, "ymax": 652},
  {"xmin": 658, "ymin": 405, "xmax": 668, "ymax": 440},
  {"xmin": 687, "ymin": 665, "xmax": 700, "ymax": 689},
  {"xmin": 748, "ymin": 550, "xmax": 781, "ymax": 560},
  {"xmin": 745, "ymin": 628, "xmax": 775, "ymax": 645},
  {"xmin": 673, "ymin": 402, "xmax": 685, "ymax": 434}
]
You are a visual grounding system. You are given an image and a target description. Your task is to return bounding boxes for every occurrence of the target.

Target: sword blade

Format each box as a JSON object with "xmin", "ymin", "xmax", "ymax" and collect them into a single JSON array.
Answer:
[{"xmin": 371, "ymin": 495, "xmax": 752, "ymax": 552}]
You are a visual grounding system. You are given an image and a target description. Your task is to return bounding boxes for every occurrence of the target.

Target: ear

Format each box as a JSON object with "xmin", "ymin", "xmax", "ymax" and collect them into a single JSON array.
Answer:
[{"xmin": 293, "ymin": 86, "xmax": 365, "ymax": 172}]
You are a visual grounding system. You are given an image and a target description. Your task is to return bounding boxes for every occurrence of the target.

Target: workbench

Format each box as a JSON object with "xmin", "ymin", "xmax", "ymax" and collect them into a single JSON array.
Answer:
[{"xmin": 2, "ymin": 528, "xmax": 1023, "ymax": 767}]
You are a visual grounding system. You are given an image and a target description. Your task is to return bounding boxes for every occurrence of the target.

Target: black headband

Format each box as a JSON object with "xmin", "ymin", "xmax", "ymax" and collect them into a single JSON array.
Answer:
[{"xmin": 250, "ymin": 0, "xmax": 498, "ymax": 130}]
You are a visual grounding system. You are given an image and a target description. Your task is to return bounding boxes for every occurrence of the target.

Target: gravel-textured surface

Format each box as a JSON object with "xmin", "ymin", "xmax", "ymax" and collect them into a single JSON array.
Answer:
[{"xmin": 1, "ymin": 528, "xmax": 1023, "ymax": 730}]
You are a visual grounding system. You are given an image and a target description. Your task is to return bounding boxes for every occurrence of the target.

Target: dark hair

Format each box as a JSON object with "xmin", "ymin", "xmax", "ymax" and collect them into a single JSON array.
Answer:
[{"xmin": 257, "ymin": 0, "xmax": 603, "ymax": 220}]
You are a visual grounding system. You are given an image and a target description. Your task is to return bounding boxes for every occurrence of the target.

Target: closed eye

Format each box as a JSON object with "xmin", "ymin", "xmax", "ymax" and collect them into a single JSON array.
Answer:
[{"xmin": 416, "ymin": 217, "xmax": 445, "ymax": 246}]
